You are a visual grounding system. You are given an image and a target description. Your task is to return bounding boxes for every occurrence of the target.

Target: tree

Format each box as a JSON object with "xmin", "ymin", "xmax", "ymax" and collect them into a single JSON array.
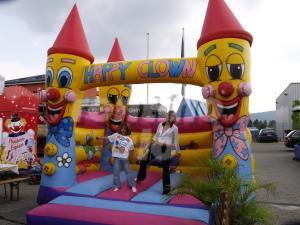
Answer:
[
  {"xmin": 263, "ymin": 120, "xmax": 268, "ymax": 129},
  {"xmin": 292, "ymin": 100, "xmax": 300, "ymax": 129},
  {"xmin": 268, "ymin": 120, "xmax": 276, "ymax": 128},
  {"xmin": 292, "ymin": 100, "xmax": 300, "ymax": 107},
  {"xmin": 253, "ymin": 119, "xmax": 259, "ymax": 128},
  {"xmin": 292, "ymin": 112, "xmax": 300, "ymax": 129},
  {"xmin": 248, "ymin": 119, "xmax": 253, "ymax": 127}
]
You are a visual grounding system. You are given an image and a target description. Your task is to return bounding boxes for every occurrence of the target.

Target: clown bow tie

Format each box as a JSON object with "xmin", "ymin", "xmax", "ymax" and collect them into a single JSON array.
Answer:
[
  {"xmin": 212, "ymin": 116, "xmax": 250, "ymax": 161},
  {"xmin": 47, "ymin": 117, "xmax": 73, "ymax": 147}
]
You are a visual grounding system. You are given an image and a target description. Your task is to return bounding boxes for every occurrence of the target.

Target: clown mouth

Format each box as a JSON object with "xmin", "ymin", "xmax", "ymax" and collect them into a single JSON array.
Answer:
[
  {"xmin": 109, "ymin": 118, "xmax": 123, "ymax": 132},
  {"xmin": 110, "ymin": 118, "xmax": 122, "ymax": 126},
  {"xmin": 216, "ymin": 102, "xmax": 239, "ymax": 116},
  {"xmin": 46, "ymin": 102, "xmax": 67, "ymax": 125},
  {"xmin": 10, "ymin": 127, "xmax": 23, "ymax": 134},
  {"xmin": 214, "ymin": 97, "xmax": 241, "ymax": 127},
  {"xmin": 48, "ymin": 106, "xmax": 63, "ymax": 120}
]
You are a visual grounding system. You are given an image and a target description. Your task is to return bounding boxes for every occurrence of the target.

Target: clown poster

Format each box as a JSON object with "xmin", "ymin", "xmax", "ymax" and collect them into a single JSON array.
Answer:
[{"xmin": 0, "ymin": 86, "xmax": 39, "ymax": 169}]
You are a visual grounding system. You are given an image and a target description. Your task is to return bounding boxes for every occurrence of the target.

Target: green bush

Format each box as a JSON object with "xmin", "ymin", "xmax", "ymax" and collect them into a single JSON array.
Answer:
[{"xmin": 171, "ymin": 160, "xmax": 276, "ymax": 225}]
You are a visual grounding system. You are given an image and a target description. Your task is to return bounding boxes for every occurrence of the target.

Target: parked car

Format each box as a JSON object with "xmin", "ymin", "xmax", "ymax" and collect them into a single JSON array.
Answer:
[
  {"xmin": 284, "ymin": 130, "xmax": 300, "ymax": 148},
  {"xmin": 258, "ymin": 128, "xmax": 278, "ymax": 142}
]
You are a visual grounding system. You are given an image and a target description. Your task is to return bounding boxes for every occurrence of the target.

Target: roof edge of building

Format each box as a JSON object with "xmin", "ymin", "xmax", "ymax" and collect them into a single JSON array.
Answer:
[
  {"xmin": 4, "ymin": 74, "xmax": 45, "ymax": 85},
  {"xmin": 275, "ymin": 82, "xmax": 300, "ymax": 101}
]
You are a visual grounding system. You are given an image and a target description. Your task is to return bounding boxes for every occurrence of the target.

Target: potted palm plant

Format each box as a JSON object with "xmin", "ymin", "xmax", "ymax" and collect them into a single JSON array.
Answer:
[{"xmin": 171, "ymin": 159, "xmax": 276, "ymax": 225}]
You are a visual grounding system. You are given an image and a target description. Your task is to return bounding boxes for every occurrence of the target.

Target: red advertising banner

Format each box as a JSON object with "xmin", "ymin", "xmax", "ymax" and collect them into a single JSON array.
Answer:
[{"xmin": 0, "ymin": 86, "xmax": 39, "ymax": 169}]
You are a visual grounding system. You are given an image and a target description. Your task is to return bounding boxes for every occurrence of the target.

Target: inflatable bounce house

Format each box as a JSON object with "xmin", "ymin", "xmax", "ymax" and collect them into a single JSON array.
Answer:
[
  {"xmin": 0, "ymin": 83, "xmax": 39, "ymax": 169},
  {"xmin": 27, "ymin": 0, "xmax": 254, "ymax": 224}
]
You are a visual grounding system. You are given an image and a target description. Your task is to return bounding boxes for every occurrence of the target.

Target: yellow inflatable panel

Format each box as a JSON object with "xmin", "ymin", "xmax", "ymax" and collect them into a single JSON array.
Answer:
[
  {"xmin": 76, "ymin": 146, "xmax": 88, "ymax": 163},
  {"xmin": 74, "ymin": 127, "xmax": 104, "ymax": 146},
  {"xmin": 179, "ymin": 148, "xmax": 212, "ymax": 167},
  {"xmin": 86, "ymin": 163, "xmax": 101, "ymax": 172},
  {"xmin": 246, "ymin": 128, "xmax": 252, "ymax": 146},
  {"xmin": 76, "ymin": 146, "xmax": 101, "ymax": 162}
]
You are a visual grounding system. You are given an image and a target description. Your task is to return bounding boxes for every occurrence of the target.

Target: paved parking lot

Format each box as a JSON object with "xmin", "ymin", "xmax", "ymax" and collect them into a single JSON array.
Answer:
[
  {"xmin": 0, "ymin": 182, "xmax": 38, "ymax": 225},
  {"xmin": 0, "ymin": 142, "xmax": 299, "ymax": 225},
  {"xmin": 253, "ymin": 142, "xmax": 300, "ymax": 225}
]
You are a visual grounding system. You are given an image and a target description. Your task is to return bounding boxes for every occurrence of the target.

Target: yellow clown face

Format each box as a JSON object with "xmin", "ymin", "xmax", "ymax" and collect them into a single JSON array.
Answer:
[
  {"xmin": 45, "ymin": 53, "xmax": 89, "ymax": 125},
  {"xmin": 99, "ymin": 84, "xmax": 132, "ymax": 131},
  {"xmin": 198, "ymin": 38, "xmax": 252, "ymax": 127}
]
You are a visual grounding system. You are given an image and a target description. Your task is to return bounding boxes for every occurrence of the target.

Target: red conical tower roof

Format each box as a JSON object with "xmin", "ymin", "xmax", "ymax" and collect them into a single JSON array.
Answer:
[
  {"xmin": 48, "ymin": 4, "xmax": 94, "ymax": 63},
  {"xmin": 107, "ymin": 38, "xmax": 125, "ymax": 62},
  {"xmin": 197, "ymin": 0, "xmax": 253, "ymax": 48}
]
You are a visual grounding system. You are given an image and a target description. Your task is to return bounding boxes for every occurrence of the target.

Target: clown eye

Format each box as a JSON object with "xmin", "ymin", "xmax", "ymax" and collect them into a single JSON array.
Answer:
[
  {"xmin": 226, "ymin": 53, "xmax": 245, "ymax": 80},
  {"xmin": 57, "ymin": 67, "xmax": 72, "ymax": 88},
  {"xmin": 206, "ymin": 64, "xmax": 222, "ymax": 81},
  {"xmin": 107, "ymin": 87, "xmax": 119, "ymax": 105},
  {"xmin": 46, "ymin": 67, "xmax": 53, "ymax": 87},
  {"xmin": 121, "ymin": 89, "xmax": 130, "ymax": 105},
  {"xmin": 121, "ymin": 96, "xmax": 129, "ymax": 105},
  {"xmin": 227, "ymin": 64, "xmax": 245, "ymax": 79},
  {"xmin": 108, "ymin": 94, "xmax": 118, "ymax": 105}
]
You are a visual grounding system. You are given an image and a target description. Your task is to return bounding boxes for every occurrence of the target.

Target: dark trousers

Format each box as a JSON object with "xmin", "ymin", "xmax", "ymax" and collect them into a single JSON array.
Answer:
[{"xmin": 136, "ymin": 144, "xmax": 171, "ymax": 193}]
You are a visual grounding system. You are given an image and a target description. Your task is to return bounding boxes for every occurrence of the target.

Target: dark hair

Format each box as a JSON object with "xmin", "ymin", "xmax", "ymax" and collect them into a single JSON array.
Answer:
[
  {"xmin": 117, "ymin": 123, "xmax": 131, "ymax": 136},
  {"xmin": 162, "ymin": 110, "xmax": 176, "ymax": 127}
]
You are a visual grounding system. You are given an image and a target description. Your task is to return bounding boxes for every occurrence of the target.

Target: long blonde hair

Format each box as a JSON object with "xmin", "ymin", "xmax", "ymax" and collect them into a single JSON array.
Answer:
[{"xmin": 162, "ymin": 110, "xmax": 176, "ymax": 127}]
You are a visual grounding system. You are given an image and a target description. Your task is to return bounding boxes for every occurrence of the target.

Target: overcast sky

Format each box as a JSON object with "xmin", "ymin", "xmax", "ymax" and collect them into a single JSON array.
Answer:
[{"xmin": 0, "ymin": 0, "xmax": 299, "ymax": 113}]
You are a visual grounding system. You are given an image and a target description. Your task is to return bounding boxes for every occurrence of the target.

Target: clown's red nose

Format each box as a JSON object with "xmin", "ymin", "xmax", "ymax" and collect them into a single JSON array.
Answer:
[
  {"xmin": 114, "ymin": 105, "xmax": 123, "ymax": 115},
  {"xmin": 218, "ymin": 82, "xmax": 234, "ymax": 98},
  {"xmin": 47, "ymin": 88, "xmax": 60, "ymax": 102}
]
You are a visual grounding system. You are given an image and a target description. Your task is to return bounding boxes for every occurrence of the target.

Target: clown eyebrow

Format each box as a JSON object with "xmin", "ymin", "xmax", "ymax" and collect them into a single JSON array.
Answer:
[
  {"xmin": 204, "ymin": 44, "xmax": 216, "ymax": 56},
  {"xmin": 61, "ymin": 58, "xmax": 76, "ymax": 64},
  {"xmin": 229, "ymin": 43, "xmax": 244, "ymax": 52},
  {"xmin": 47, "ymin": 58, "xmax": 53, "ymax": 63}
]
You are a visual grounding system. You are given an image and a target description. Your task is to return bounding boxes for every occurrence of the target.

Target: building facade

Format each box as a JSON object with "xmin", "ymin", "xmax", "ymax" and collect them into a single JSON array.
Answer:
[
  {"xmin": 128, "ymin": 104, "xmax": 167, "ymax": 118},
  {"xmin": 276, "ymin": 83, "xmax": 300, "ymax": 139},
  {"xmin": 5, "ymin": 75, "xmax": 45, "ymax": 93}
]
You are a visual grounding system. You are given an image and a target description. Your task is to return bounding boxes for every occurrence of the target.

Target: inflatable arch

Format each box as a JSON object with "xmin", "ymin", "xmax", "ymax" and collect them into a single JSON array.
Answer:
[{"xmin": 28, "ymin": 1, "xmax": 255, "ymax": 225}]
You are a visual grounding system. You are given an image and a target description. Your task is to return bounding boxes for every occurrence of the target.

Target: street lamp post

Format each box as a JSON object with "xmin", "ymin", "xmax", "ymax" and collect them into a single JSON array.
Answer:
[
  {"xmin": 169, "ymin": 94, "xmax": 177, "ymax": 110},
  {"xmin": 146, "ymin": 32, "xmax": 150, "ymax": 104},
  {"xmin": 154, "ymin": 96, "xmax": 160, "ymax": 104}
]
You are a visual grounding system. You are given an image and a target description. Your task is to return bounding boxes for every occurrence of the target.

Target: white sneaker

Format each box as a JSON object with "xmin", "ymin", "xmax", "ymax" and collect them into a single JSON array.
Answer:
[
  {"xmin": 113, "ymin": 188, "xmax": 119, "ymax": 192},
  {"xmin": 131, "ymin": 186, "xmax": 137, "ymax": 193}
]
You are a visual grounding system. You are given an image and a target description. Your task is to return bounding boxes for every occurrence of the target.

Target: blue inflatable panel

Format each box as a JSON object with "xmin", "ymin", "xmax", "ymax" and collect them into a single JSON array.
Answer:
[
  {"xmin": 66, "ymin": 172, "xmax": 127, "ymax": 196},
  {"xmin": 131, "ymin": 173, "xmax": 182, "ymax": 203}
]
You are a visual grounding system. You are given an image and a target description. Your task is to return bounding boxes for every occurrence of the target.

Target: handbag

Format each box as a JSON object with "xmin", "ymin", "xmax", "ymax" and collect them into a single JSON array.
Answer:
[{"xmin": 150, "ymin": 143, "xmax": 172, "ymax": 162}]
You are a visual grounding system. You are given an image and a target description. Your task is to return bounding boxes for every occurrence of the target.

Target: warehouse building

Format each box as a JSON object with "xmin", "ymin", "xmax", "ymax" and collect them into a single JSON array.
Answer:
[{"xmin": 276, "ymin": 83, "xmax": 300, "ymax": 139}]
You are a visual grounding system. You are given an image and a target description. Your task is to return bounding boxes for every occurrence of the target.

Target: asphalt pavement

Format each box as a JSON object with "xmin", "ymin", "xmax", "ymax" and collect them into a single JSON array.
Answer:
[{"xmin": 253, "ymin": 142, "xmax": 300, "ymax": 225}]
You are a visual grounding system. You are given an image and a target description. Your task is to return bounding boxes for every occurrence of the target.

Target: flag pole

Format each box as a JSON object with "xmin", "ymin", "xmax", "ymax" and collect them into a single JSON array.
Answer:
[{"xmin": 181, "ymin": 28, "xmax": 186, "ymax": 98}]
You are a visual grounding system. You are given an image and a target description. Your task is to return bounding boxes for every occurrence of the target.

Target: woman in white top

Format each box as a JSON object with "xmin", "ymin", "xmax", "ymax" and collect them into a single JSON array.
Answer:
[{"xmin": 136, "ymin": 110, "xmax": 180, "ymax": 194}]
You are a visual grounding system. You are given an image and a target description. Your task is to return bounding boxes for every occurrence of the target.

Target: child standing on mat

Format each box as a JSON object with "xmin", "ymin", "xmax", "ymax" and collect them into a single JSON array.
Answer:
[{"xmin": 97, "ymin": 123, "xmax": 137, "ymax": 192}]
